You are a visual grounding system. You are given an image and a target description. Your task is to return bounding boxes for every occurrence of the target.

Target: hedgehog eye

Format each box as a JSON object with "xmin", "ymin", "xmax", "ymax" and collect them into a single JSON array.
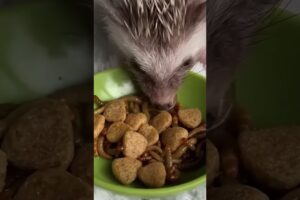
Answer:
[
  {"xmin": 181, "ymin": 58, "xmax": 193, "ymax": 68},
  {"xmin": 179, "ymin": 58, "xmax": 194, "ymax": 72},
  {"xmin": 172, "ymin": 58, "xmax": 194, "ymax": 81},
  {"xmin": 129, "ymin": 59, "xmax": 156, "ymax": 84}
]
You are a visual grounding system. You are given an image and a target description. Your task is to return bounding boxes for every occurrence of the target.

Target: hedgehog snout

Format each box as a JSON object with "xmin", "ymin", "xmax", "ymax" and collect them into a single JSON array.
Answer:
[
  {"xmin": 153, "ymin": 101, "xmax": 175, "ymax": 111},
  {"xmin": 145, "ymin": 87, "xmax": 177, "ymax": 111}
]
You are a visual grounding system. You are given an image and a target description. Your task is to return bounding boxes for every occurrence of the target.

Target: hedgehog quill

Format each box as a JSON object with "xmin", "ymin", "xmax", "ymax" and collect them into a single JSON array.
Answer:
[{"xmin": 95, "ymin": 0, "xmax": 206, "ymax": 110}]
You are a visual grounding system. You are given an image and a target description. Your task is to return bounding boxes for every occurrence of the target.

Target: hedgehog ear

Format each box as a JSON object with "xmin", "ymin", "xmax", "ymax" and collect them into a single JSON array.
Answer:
[
  {"xmin": 186, "ymin": 0, "xmax": 206, "ymax": 25},
  {"xmin": 95, "ymin": 0, "xmax": 122, "ymax": 24}
]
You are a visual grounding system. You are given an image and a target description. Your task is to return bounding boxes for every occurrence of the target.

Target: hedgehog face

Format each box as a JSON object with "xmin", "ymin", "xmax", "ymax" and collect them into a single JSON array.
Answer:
[{"xmin": 98, "ymin": 0, "xmax": 206, "ymax": 109}]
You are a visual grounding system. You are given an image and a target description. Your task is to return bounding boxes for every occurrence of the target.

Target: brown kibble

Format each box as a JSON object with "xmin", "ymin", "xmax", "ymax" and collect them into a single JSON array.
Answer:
[
  {"xmin": 125, "ymin": 113, "xmax": 147, "ymax": 131},
  {"xmin": 104, "ymin": 100, "xmax": 126, "ymax": 122},
  {"xmin": 138, "ymin": 124, "xmax": 159, "ymax": 146},
  {"xmin": 70, "ymin": 144, "xmax": 93, "ymax": 185},
  {"xmin": 0, "ymin": 150, "xmax": 7, "ymax": 192},
  {"xmin": 1, "ymin": 99, "xmax": 74, "ymax": 170},
  {"xmin": 239, "ymin": 127, "xmax": 300, "ymax": 190},
  {"xmin": 138, "ymin": 162, "xmax": 166, "ymax": 188},
  {"xmin": 208, "ymin": 185, "xmax": 269, "ymax": 200},
  {"xmin": 150, "ymin": 111, "xmax": 172, "ymax": 134},
  {"xmin": 207, "ymin": 139, "xmax": 220, "ymax": 186},
  {"xmin": 94, "ymin": 114, "xmax": 105, "ymax": 139},
  {"xmin": 106, "ymin": 122, "xmax": 131, "ymax": 143},
  {"xmin": 13, "ymin": 169, "xmax": 92, "ymax": 200},
  {"xmin": 178, "ymin": 108, "xmax": 201, "ymax": 128},
  {"xmin": 123, "ymin": 131, "xmax": 148, "ymax": 158},
  {"xmin": 112, "ymin": 157, "xmax": 142, "ymax": 185},
  {"xmin": 93, "ymin": 95, "xmax": 205, "ymax": 188},
  {"xmin": 161, "ymin": 127, "xmax": 188, "ymax": 152}
]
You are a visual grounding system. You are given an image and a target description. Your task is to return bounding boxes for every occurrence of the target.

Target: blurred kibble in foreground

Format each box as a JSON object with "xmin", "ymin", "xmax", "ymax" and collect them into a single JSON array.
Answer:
[
  {"xmin": 206, "ymin": 3, "xmax": 300, "ymax": 200},
  {"xmin": 0, "ymin": 0, "xmax": 93, "ymax": 199}
]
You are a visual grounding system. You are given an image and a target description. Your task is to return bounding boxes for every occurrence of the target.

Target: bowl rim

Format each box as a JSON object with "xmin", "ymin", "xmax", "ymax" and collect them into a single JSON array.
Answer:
[{"xmin": 94, "ymin": 67, "xmax": 206, "ymax": 198}]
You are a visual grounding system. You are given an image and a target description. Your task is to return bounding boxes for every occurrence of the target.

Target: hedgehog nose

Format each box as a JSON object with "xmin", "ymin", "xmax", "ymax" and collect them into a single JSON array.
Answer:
[{"xmin": 155, "ymin": 102, "xmax": 175, "ymax": 111}]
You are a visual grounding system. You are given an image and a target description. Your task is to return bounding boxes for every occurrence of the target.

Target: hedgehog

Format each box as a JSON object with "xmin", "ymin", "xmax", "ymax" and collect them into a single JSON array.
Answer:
[
  {"xmin": 95, "ymin": 0, "xmax": 206, "ymax": 109},
  {"xmin": 95, "ymin": 0, "xmax": 280, "ymax": 114}
]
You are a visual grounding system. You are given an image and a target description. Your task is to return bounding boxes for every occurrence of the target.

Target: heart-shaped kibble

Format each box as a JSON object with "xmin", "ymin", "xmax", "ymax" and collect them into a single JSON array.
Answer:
[
  {"xmin": 138, "ymin": 124, "xmax": 159, "ymax": 146},
  {"xmin": 150, "ymin": 111, "xmax": 172, "ymax": 134},
  {"xmin": 123, "ymin": 131, "xmax": 148, "ymax": 158},
  {"xmin": 161, "ymin": 127, "xmax": 189, "ymax": 152},
  {"xmin": 106, "ymin": 122, "xmax": 131, "ymax": 143},
  {"xmin": 178, "ymin": 108, "xmax": 202, "ymax": 128},
  {"xmin": 112, "ymin": 157, "xmax": 142, "ymax": 185},
  {"xmin": 104, "ymin": 100, "xmax": 126, "ymax": 122},
  {"xmin": 125, "ymin": 113, "xmax": 147, "ymax": 131},
  {"xmin": 138, "ymin": 162, "xmax": 166, "ymax": 188}
]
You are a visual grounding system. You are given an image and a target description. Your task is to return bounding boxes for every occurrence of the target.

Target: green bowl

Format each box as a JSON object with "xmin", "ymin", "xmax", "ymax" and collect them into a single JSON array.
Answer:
[{"xmin": 94, "ymin": 68, "xmax": 206, "ymax": 198}]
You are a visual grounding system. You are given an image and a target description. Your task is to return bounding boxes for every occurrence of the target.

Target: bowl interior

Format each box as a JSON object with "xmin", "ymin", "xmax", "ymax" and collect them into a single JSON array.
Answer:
[{"xmin": 94, "ymin": 68, "xmax": 206, "ymax": 198}]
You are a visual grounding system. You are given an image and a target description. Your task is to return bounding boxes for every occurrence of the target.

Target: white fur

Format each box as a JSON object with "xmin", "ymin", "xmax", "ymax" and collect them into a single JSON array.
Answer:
[
  {"xmin": 135, "ymin": 20, "xmax": 206, "ymax": 81},
  {"xmin": 100, "ymin": 17, "xmax": 206, "ymax": 81},
  {"xmin": 94, "ymin": 0, "xmax": 206, "ymax": 77},
  {"xmin": 174, "ymin": 19, "xmax": 206, "ymax": 68}
]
